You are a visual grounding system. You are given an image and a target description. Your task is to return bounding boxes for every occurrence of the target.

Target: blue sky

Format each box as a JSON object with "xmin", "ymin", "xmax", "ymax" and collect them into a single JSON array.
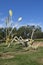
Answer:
[{"xmin": 0, "ymin": 0, "xmax": 43, "ymax": 30}]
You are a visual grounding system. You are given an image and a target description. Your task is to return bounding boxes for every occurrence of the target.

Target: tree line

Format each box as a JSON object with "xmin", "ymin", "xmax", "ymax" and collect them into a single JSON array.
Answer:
[{"xmin": 0, "ymin": 25, "xmax": 43, "ymax": 41}]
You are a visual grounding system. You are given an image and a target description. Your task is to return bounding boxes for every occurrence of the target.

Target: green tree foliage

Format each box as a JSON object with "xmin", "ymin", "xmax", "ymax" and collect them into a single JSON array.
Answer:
[{"xmin": 0, "ymin": 25, "xmax": 43, "ymax": 42}]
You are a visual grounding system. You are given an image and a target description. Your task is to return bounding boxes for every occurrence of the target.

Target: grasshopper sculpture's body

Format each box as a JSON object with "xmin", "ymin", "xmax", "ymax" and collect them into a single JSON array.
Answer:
[
  {"xmin": 7, "ymin": 29, "xmax": 35, "ymax": 49},
  {"xmin": 5, "ymin": 10, "xmax": 40, "ymax": 49}
]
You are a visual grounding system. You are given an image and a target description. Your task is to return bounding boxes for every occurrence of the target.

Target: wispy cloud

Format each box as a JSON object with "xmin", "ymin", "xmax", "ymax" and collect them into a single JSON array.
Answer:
[
  {"xmin": 27, "ymin": 19, "xmax": 43, "ymax": 30},
  {"xmin": 0, "ymin": 17, "xmax": 15, "ymax": 28},
  {"xmin": 27, "ymin": 18, "xmax": 42, "ymax": 26},
  {"xmin": 0, "ymin": 17, "xmax": 6, "ymax": 22},
  {"xmin": 0, "ymin": 24, "xmax": 4, "ymax": 28}
]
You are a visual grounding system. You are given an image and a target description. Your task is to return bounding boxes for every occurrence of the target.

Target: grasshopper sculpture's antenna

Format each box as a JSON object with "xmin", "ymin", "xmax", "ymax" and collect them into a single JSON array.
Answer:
[
  {"xmin": 5, "ymin": 10, "xmax": 22, "ymax": 47},
  {"xmin": 5, "ymin": 10, "xmax": 13, "ymax": 45}
]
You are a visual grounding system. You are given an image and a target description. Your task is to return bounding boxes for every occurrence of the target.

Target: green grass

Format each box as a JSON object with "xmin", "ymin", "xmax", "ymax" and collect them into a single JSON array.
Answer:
[
  {"xmin": 0, "ymin": 43, "xmax": 43, "ymax": 65},
  {"xmin": 0, "ymin": 43, "xmax": 23, "ymax": 52},
  {"xmin": 34, "ymin": 39, "xmax": 43, "ymax": 41}
]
